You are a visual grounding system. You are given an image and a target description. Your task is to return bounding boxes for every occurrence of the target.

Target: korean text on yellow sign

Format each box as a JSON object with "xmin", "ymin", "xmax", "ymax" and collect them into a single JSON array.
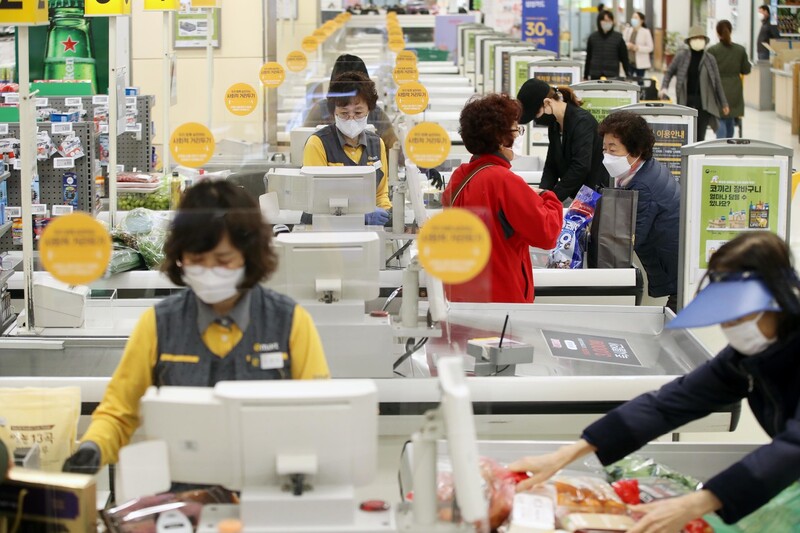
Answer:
[
  {"xmin": 0, "ymin": 0, "xmax": 49, "ymax": 26},
  {"xmin": 84, "ymin": 0, "xmax": 132, "ymax": 16}
]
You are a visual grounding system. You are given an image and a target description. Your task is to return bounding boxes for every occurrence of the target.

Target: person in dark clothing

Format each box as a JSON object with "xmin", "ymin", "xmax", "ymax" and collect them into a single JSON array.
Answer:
[
  {"xmin": 756, "ymin": 5, "xmax": 780, "ymax": 61},
  {"xmin": 585, "ymin": 10, "xmax": 630, "ymax": 80},
  {"xmin": 517, "ymin": 78, "xmax": 609, "ymax": 202},
  {"xmin": 509, "ymin": 231, "xmax": 800, "ymax": 533},
  {"xmin": 598, "ymin": 112, "xmax": 679, "ymax": 310}
]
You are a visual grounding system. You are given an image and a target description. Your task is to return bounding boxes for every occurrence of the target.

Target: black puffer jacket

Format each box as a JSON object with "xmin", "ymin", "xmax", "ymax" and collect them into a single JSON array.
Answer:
[{"xmin": 585, "ymin": 23, "xmax": 631, "ymax": 79}]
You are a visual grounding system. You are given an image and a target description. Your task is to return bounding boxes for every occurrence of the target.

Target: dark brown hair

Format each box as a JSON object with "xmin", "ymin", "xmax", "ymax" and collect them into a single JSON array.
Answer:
[
  {"xmin": 706, "ymin": 232, "xmax": 800, "ymax": 340},
  {"xmin": 458, "ymin": 93, "xmax": 521, "ymax": 155},
  {"xmin": 634, "ymin": 11, "xmax": 647, "ymax": 29},
  {"xmin": 716, "ymin": 19, "xmax": 733, "ymax": 46},
  {"xmin": 598, "ymin": 111, "xmax": 655, "ymax": 161},
  {"xmin": 326, "ymin": 71, "xmax": 378, "ymax": 115},
  {"xmin": 162, "ymin": 181, "xmax": 278, "ymax": 289},
  {"xmin": 546, "ymin": 86, "xmax": 583, "ymax": 107}
]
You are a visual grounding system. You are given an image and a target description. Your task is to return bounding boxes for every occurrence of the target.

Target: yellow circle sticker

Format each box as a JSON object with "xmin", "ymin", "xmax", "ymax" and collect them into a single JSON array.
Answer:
[
  {"xmin": 224, "ymin": 83, "xmax": 258, "ymax": 116},
  {"xmin": 286, "ymin": 50, "xmax": 308, "ymax": 72},
  {"xmin": 259, "ymin": 61, "xmax": 286, "ymax": 88},
  {"xmin": 396, "ymin": 50, "xmax": 417, "ymax": 65},
  {"xmin": 39, "ymin": 213, "xmax": 112, "ymax": 286},
  {"xmin": 388, "ymin": 26, "xmax": 402, "ymax": 36},
  {"xmin": 396, "ymin": 82, "xmax": 429, "ymax": 115},
  {"xmin": 170, "ymin": 122, "xmax": 215, "ymax": 168},
  {"xmin": 302, "ymin": 36, "xmax": 319, "ymax": 53},
  {"xmin": 418, "ymin": 209, "xmax": 491, "ymax": 284},
  {"xmin": 404, "ymin": 122, "xmax": 451, "ymax": 168},
  {"xmin": 393, "ymin": 64, "xmax": 419, "ymax": 85},
  {"xmin": 313, "ymin": 28, "xmax": 326, "ymax": 40},
  {"xmin": 388, "ymin": 37, "xmax": 405, "ymax": 53}
]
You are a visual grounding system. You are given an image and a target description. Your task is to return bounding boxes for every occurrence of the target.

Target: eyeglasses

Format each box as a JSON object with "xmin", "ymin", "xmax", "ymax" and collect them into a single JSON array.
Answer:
[
  {"xmin": 335, "ymin": 111, "xmax": 368, "ymax": 120},
  {"xmin": 511, "ymin": 125, "xmax": 525, "ymax": 136}
]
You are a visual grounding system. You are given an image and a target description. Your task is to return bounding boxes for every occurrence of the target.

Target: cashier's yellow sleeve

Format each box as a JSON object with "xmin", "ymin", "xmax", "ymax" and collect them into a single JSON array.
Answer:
[
  {"xmin": 82, "ymin": 308, "xmax": 157, "ymax": 466},
  {"xmin": 303, "ymin": 135, "xmax": 329, "ymax": 167},
  {"xmin": 289, "ymin": 305, "xmax": 331, "ymax": 379},
  {"xmin": 376, "ymin": 139, "xmax": 391, "ymax": 210}
]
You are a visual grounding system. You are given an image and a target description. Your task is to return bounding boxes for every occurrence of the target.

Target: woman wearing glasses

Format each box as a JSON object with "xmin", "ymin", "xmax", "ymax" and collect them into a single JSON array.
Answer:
[
  {"xmin": 303, "ymin": 71, "xmax": 391, "ymax": 226},
  {"xmin": 510, "ymin": 232, "xmax": 800, "ymax": 532},
  {"xmin": 516, "ymin": 78, "xmax": 609, "ymax": 203},
  {"xmin": 441, "ymin": 93, "xmax": 563, "ymax": 303}
]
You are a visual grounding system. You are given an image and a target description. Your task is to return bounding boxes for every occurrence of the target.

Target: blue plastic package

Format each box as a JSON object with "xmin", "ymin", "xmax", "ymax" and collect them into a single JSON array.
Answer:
[{"xmin": 547, "ymin": 185, "xmax": 602, "ymax": 269}]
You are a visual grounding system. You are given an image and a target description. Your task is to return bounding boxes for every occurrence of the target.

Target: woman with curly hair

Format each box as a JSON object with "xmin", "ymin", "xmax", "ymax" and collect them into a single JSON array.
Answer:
[
  {"xmin": 442, "ymin": 93, "xmax": 563, "ymax": 303},
  {"xmin": 598, "ymin": 111, "xmax": 680, "ymax": 310}
]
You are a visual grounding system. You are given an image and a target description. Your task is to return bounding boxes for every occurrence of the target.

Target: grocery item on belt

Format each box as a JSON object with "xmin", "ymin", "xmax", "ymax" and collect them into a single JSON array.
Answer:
[{"xmin": 547, "ymin": 186, "xmax": 601, "ymax": 269}]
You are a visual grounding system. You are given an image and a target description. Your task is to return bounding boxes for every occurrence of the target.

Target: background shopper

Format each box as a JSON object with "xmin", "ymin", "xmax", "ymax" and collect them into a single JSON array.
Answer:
[
  {"xmin": 585, "ymin": 10, "xmax": 631, "ymax": 80},
  {"xmin": 707, "ymin": 19, "xmax": 751, "ymax": 139},
  {"xmin": 623, "ymin": 11, "xmax": 654, "ymax": 78}
]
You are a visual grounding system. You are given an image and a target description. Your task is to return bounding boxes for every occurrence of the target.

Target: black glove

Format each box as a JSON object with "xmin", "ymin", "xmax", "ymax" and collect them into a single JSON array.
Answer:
[
  {"xmin": 62, "ymin": 441, "xmax": 101, "ymax": 475},
  {"xmin": 426, "ymin": 168, "xmax": 444, "ymax": 190}
]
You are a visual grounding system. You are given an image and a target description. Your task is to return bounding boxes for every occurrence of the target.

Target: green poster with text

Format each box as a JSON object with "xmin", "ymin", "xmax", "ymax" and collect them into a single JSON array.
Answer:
[
  {"xmin": 581, "ymin": 96, "xmax": 635, "ymax": 122},
  {"xmin": 515, "ymin": 60, "xmax": 529, "ymax": 96},
  {"xmin": 699, "ymin": 164, "xmax": 781, "ymax": 268}
]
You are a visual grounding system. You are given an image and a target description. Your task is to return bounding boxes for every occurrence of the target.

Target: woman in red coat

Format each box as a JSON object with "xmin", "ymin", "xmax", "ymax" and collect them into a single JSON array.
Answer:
[{"xmin": 442, "ymin": 94, "xmax": 563, "ymax": 303}]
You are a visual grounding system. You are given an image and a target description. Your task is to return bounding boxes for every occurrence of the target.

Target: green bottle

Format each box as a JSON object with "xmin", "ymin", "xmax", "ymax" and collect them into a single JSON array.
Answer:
[{"xmin": 43, "ymin": 0, "xmax": 98, "ymax": 93}]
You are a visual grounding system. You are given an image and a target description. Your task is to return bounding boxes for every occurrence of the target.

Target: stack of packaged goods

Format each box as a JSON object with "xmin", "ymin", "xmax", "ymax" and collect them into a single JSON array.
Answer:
[{"xmin": 116, "ymin": 171, "xmax": 169, "ymax": 211}]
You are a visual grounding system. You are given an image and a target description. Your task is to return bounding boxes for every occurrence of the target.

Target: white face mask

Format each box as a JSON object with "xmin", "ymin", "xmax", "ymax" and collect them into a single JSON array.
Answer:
[
  {"xmin": 602, "ymin": 153, "xmax": 633, "ymax": 178},
  {"xmin": 335, "ymin": 115, "xmax": 369, "ymax": 139},
  {"xmin": 631, "ymin": 18, "xmax": 641, "ymax": 28},
  {"xmin": 690, "ymin": 38, "xmax": 706, "ymax": 52},
  {"xmin": 182, "ymin": 265, "xmax": 245, "ymax": 304},
  {"xmin": 722, "ymin": 312, "xmax": 777, "ymax": 356},
  {"xmin": 601, "ymin": 21, "xmax": 614, "ymax": 33}
]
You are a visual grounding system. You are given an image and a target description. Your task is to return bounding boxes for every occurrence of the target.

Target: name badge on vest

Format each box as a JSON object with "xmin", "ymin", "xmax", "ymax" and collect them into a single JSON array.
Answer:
[
  {"xmin": 372, "ymin": 160, "xmax": 382, "ymax": 170},
  {"xmin": 260, "ymin": 352, "xmax": 286, "ymax": 370}
]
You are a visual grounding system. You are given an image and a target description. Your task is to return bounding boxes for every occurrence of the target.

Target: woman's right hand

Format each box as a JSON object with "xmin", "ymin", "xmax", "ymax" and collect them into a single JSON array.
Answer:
[{"xmin": 508, "ymin": 439, "xmax": 598, "ymax": 492}]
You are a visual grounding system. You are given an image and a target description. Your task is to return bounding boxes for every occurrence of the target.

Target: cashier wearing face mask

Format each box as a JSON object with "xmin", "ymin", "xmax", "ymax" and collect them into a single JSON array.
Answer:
[
  {"xmin": 62, "ymin": 182, "xmax": 330, "ymax": 474},
  {"xmin": 303, "ymin": 71, "xmax": 391, "ymax": 226},
  {"xmin": 517, "ymin": 78, "xmax": 609, "ymax": 203},
  {"xmin": 598, "ymin": 111, "xmax": 679, "ymax": 311},
  {"xmin": 510, "ymin": 231, "xmax": 800, "ymax": 532},
  {"xmin": 441, "ymin": 93, "xmax": 563, "ymax": 303},
  {"xmin": 660, "ymin": 26, "xmax": 729, "ymax": 142}
]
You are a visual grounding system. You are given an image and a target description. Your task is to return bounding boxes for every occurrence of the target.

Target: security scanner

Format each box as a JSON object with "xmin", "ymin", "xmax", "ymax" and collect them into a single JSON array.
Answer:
[
  {"xmin": 611, "ymin": 103, "xmax": 698, "ymax": 182},
  {"xmin": 571, "ymin": 80, "xmax": 640, "ymax": 123}
]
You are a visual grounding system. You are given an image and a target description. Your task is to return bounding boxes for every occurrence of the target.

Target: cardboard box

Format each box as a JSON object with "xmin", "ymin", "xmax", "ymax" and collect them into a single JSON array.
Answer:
[
  {"xmin": 767, "ymin": 39, "xmax": 800, "ymax": 70},
  {"xmin": 0, "ymin": 467, "xmax": 96, "ymax": 533}
]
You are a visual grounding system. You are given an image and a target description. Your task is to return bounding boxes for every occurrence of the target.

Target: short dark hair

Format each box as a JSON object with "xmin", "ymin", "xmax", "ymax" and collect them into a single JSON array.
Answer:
[
  {"xmin": 458, "ymin": 93, "xmax": 521, "ymax": 155},
  {"xmin": 706, "ymin": 232, "xmax": 800, "ymax": 340},
  {"xmin": 598, "ymin": 111, "xmax": 655, "ymax": 161},
  {"xmin": 759, "ymin": 5, "xmax": 770, "ymax": 15},
  {"xmin": 326, "ymin": 71, "xmax": 378, "ymax": 115},
  {"xmin": 162, "ymin": 181, "xmax": 278, "ymax": 289},
  {"xmin": 717, "ymin": 19, "xmax": 733, "ymax": 45}
]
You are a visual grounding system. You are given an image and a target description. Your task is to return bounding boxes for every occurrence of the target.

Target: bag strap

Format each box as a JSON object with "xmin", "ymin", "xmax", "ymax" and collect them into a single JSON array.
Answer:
[{"xmin": 448, "ymin": 164, "xmax": 493, "ymax": 207}]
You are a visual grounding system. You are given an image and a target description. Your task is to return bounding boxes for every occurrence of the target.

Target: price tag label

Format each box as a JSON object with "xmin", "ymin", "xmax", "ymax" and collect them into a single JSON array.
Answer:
[
  {"xmin": 35, "ymin": 98, "xmax": 49, "ymax": 107},
  {"xmin": 126, "ymin": 96, "xmax": 137, "ymax": 107},
  {"xmin": 6, "ymin": 207, "xmax": 21, "ymax": 219},
  {"xmin": 12, "ymin": 160, "xmax": 20, "ymax": 171},
  {"xmin": 93, "ymin": 95, "xmax": 109, "ymax": 106},
  {"xmin": 3, "ymin": 94, "xmax": 19, "ymax": 104},
  {"xmin": 116, "ymin": 164, "xmax": 125, "ymax": 173},
  {"xmin": 125, "ymin": 123, "xmax": 143, "ymax": 133},
  {"xmin": 51, "ymin": 123, "xmax": 74, "ymax": 135},
  {"xmin": 52, "ymin": 205, "xmax": 74, "ymax": 216},
  {"xmin": 54, "ymin": 157, "xmax": 75, "ymax": 169},
  {"xmin": 31, "ymin": 204, "xmax": 47, "ymax": 216},
  {"xmin": 99, "ymin": 124, "xmax": 110, "ymax": 134},
  {"xmin": 0, "ymin": 124, "xmax": 8, "ymax": 135},
  {"xmin": 64, "ymin": 97, "xmax": 83, "ymax": 107}
]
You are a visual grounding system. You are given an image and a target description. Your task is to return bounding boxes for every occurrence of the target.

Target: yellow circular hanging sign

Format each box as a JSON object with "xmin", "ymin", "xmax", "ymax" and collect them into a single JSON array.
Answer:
[
  {"xmin": 224, "ymin": 83, "xmax": 258, "ymax": 116},
  {"xmin": 313, "ymin": 28, "xmax": 326, "ymax": 40},
  {"xmin": 396, "ymin": 82, "xmax": 429, "ymax": 115},
  {"xmin": 286, "ymin": 50, "xmax": 308, "ymax": 73},
  {"xmin": 302, "ymin": 36, "xmax": 319, "ymax": 53},
  {"xmin": 396, "ymin": 50, "xmax": 417, "ymax": 65},
  {"xmin": 39, "ymin": 213, "xmax": 112, "ymax": 286},
  {"xmin": 418, "ymin": 209, "xmax": 491, "ymax": 284},
  {"xmin": 393, "ymin": 65, "xmax": 419, "ymax": 85},
  {"xmin": 388, "ymin": 37, "xmax": 405, "ymax": 53},
  {"xmin": 170, "ymin": 122, "xmax": 215, "ymax": 168},
  {"xmin": 404, "ymin": 122, "xmax": 451, "ymax": 168},
  {"xmin": 259, "ymin": 62, "xmax": 286, "ymax": 88}
]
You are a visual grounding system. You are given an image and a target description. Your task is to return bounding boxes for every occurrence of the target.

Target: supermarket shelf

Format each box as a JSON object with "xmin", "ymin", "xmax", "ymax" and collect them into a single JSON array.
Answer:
[
  {"xmin": 776, "ymin": 5, "xmax": 800, "ymax": 9},
  {"xmin": 0, "ymin": 221, "xmax": 11, "ymax": 240},
  {"xmin": 779, "ymin": 33, "xmax": 800, "ymax": 37}
]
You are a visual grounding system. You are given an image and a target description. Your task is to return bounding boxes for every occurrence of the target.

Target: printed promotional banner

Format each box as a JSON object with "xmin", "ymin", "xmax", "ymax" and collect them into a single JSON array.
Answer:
[
  {"xmin": 529, "ymin": 66, "xmax": 580, "ymax": 87},
  {"xmin": 699, "ymin": 164, "xmax": 781, "ymax": 268},
  {"xmin": 543, "ymin": 330, "xmax": 641, "ymax": 367},
  {"xmin": 521, "ymin": 0, "xmax": 558, "ymax": 54},
  {"xmin": 580, "ymin": 95, "xmax": 636, "ymax": 122}
]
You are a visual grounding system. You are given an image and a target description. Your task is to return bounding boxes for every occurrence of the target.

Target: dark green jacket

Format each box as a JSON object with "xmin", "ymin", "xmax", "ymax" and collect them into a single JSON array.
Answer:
[{"xmin": 707, "ymin": 42, "xmax": 752, "ymax": 118}]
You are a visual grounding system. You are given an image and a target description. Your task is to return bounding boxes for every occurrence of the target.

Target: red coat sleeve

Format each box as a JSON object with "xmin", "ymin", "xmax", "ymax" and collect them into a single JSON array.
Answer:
[{"xmin": 500, "ymin": 174, "xmax": 563, "ymax": 250}]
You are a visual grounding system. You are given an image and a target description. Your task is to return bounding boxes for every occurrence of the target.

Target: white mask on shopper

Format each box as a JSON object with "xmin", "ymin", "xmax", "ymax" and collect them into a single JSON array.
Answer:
[
  {"xmin": 722, "ymin": 312, "xmax": 777, "ymax": 356},
  {"xmin": 631, "ymin": 18, "xmax": 641, "ymax": 28},
  {"xmin": 601, "ymin": 21, "xmax": 614, "ymax": 33},
  {"xmin": 689, "ymin": 38, "xmax": 706, "ymax": 52},
  {"xmin": 602, "ymin": 153, "xmax": 639, "ymax": 179},
  {"xmin": 335, "ymin": 115, "xmax": 369, "ymax": 139},
  {"xmin": 182, "ymin": 265, "xmax": 245, "ymax": 304}
]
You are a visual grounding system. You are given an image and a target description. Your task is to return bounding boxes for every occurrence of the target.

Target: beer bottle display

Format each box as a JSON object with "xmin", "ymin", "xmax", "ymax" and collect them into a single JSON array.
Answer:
[{"xmin": 43, "ymin": 0, "xmax": 98, "ymax": 93}]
